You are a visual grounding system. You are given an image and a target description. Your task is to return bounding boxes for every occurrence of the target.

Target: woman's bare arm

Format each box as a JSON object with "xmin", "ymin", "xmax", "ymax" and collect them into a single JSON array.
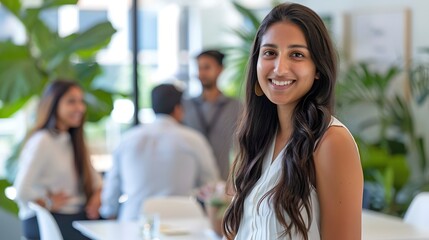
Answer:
[{"xmin": 314, "ymin": 126, "xmax": 363, "ymax": 240}]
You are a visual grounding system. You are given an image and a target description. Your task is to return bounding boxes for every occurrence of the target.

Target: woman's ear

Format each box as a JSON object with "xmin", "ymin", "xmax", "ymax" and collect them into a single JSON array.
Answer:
[{"xmin": 315, "ymin": 72, "xmax": 320, "ymax": 80}]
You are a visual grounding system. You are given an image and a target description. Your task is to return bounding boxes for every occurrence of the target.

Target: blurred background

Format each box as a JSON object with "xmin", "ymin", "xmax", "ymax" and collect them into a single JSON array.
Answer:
[{"xmin": 1, "ymin": 0, "xmax": 429, "ymax": 228}]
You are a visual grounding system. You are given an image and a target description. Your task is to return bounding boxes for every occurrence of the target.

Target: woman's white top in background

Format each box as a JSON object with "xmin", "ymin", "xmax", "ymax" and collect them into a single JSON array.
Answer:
[
  {"xmin": 14, "ymin": 129, "xmax": 102, "ymax": 219},
  {"xmin": 235, "ymin": 117, "xmax": 349, "ymax": 239}
]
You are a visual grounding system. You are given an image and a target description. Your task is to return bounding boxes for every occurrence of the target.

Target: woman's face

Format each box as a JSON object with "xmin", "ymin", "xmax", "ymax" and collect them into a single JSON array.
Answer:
[
  {"xmin": 257, "ymin": 21, "xmax": 318, "ymax": 108},
  {"xmin": 56, "ymin": 86, "xmax": 86, "ymax": 131}
]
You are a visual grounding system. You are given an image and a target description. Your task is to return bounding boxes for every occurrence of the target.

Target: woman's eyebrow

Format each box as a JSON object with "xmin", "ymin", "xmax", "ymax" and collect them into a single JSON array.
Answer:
[
  {"xmin": 288, "ymin": 44, "xmax": 308, "ymax": 49},
  {"xmin": 260, "ymin": 43, "xmax": 308, "ymax": 49},
  {"xmin": 261, "ymin": 43, "xmax": 278, "ymax": 48}
]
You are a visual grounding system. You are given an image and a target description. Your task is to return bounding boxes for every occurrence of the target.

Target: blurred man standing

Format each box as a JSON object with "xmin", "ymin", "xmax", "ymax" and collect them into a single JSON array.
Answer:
[{"xmin": 183, "ymin": 50, "xmax": 242, "ymax": 180}]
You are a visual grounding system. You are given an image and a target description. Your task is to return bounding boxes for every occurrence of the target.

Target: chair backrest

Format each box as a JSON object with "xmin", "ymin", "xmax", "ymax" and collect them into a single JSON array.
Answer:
[
  {"xmin": 403, "ymin": 192, "xmax": 429, "ymax": 229},
  {"xmin": 142, "ymin": 196, "xmax": 205, "ymax": 219},
  {"xmin": 28, "ymin": 202, "xmax": 63, "ymax": 240}
]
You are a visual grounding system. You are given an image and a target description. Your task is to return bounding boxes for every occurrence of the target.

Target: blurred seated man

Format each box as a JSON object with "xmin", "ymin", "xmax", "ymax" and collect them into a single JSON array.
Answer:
[{"xmin": 100, "ymin": 84, "xmax": 220, "ymax": 221}]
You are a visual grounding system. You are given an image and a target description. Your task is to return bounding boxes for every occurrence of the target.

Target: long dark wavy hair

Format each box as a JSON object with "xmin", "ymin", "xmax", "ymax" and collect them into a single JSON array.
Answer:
[
  {"xmin": 223, "ymin": 3, "xmax": 337, "ymax": 239},
  {"xmin": 25, "ymin": 80, "xmax": 96, "ymax": 201}
]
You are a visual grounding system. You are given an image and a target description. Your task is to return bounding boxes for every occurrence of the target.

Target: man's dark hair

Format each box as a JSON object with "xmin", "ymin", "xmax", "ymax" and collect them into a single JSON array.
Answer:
[
  {"xmin": 151, "ymin": 84, "xmax": 183, "ymax": 114},
  {"xmin": 197, "ymin": 50, "xmax": 225, "ymax": 66}
]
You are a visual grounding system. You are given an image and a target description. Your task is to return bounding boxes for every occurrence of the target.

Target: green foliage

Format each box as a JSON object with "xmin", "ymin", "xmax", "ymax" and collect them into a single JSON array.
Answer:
[
  {"xmin": 222, "ymin": 1, "xmax": 261, "ymax": 98},
  {"xmin": 360, "ymin": 143, "xmax": 409, "ymax": 189},
  {"xmin": 0, "ymin": 0, "xmax": 118, "ymax": 215},
  {"xmin": 358, "ymin": 139, "xmax": 410, "ymax": 215},
  {"xmin": 337, "ymin": 63, "xmax": 400, "ymax": 108},
  {"xmin": 409, "ymin": 65, "xmax": 429, "ymax": 105},
  {"xmin": 337, "ymin": 63, "xmax": 402, "ymax": 142},
  {"xmin": 337, "ymin": 62, "xmax": 429, "ymax": 216},
  {"xmin": 0, "ymin": 0, "xmax": 117, "ymax": 122},
  {"xmin": 0, "ymin": 0, "xmax": 21, "ymax": 16},
  {"xmin": 0, "ymin": 42, "xmax": 44, "ymax": 104},
  {"xmin": 0, "ymin": 179, "xmax": 19, "ymax": 216}
]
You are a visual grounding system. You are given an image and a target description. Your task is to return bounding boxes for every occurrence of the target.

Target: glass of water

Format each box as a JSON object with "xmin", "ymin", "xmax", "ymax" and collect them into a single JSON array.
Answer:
[{"xmin": 139, "ymin": 213, "xmax": 160, "ymax": 240}]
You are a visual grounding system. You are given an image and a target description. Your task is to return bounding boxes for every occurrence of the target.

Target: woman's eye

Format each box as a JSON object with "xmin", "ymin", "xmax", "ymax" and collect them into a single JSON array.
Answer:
[
  {"xmin": 262, "ymin": 50, "xmax": 276, "ymax": 57},
  {"xmin": 291, "ymin": 52, "xmax": 304, "ymax": 58}
]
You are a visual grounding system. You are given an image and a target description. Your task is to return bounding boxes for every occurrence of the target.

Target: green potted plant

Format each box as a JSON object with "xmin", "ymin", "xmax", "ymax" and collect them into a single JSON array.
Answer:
[{"xmin": 336, "ymin": 62, "xmax": 429, "ymax": 216}]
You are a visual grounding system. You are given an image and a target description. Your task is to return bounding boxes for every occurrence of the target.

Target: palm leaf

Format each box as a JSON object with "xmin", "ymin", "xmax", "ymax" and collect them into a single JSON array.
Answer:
[
  {"xmin": 409, "ymin": 65, "xmax": 429, "ymax": 105},
  {"xmin": 232, "ymin": 2, "xmax": 260, "ymax": 30}
]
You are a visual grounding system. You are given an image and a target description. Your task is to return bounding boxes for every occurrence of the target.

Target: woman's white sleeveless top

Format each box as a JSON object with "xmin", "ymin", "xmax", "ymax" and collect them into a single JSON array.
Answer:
[{"xmin": 235, "ymin": 117, "xmax": 346, "ymax": 239}]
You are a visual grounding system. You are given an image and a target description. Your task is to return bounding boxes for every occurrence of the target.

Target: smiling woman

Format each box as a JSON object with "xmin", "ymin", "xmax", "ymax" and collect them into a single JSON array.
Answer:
[
  {"xmin": 257, "ymin": 21, "xmax": 318, "ymax": 108},
  {"xmin": 223, "ymin": 3, "xmax": 363, "ymax": 240},
  {"xmin": 55, "ymin": 86, "xmax": 87, "ymax": 132},
  {"xmin": 13, "ymin": 80, "xmax": 103, "ymax": 240}
]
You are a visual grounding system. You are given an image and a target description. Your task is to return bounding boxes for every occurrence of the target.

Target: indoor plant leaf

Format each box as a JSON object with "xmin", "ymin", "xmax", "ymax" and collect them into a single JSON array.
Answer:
[
  {"xmin": 40, "ymin": 0, "xmax": 78, "ymax": 9},
  {"xmin": 0, "ymin": 42, "xmax": 45, "ymax": 104},
  {"xmin": 0, "ymin": 96, "xmax": 32, "ymax": 118},
  {"xmin": 85, "ymin": 89, "xmax": 114, "ymax": 122},
  {"xmin": 0, "ymin": 0, "xmax": 21, "ymax": 17}
]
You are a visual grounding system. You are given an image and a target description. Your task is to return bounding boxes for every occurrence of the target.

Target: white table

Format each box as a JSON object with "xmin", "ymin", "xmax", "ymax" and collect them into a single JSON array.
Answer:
[
  {"xmin": 73, "ymin": 211, "xmax": 429, "ymax": 240},
  {"xmin": 362, "ymin": 210, "xmax": 429, "ymax": 240},
  {"xmin": 73, "ymin": 217, "xmax": 220, "ymax": 240}
]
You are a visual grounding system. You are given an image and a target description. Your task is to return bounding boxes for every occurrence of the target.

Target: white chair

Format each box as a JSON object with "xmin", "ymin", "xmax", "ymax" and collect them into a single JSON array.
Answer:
[
  {"xmin": 403, "ymin": 192, "xmax": 429, "ymax": 229},
  {"xmin": 142, "ymin": 196, "xmax": 205, "ymax": 219},
  {"xmin": 28, "ymin": 202, "xmax": 63, "ymax": 240}
]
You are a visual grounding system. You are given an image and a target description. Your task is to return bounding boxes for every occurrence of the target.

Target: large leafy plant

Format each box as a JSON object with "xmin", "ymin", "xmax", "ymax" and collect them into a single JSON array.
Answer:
[
  {"xmin": 336, "ymin": 63, "xmax": 401, "ymax": 148},
  {"xmin": 0, "ymin": 0, "xmax": 117, "ymax": 121},
  {"xmin": 336, "ymin": 62, "xmax": 429, "ymax": 215},
  {"xmin": 0, "ymin": 0, "xmax": 117, "ymax": 215}
]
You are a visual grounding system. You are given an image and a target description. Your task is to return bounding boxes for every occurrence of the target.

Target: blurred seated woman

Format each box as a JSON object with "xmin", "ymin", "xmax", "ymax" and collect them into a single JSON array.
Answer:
[{"xmin": 14, "ymin": 80, "xmax": 102, "ymax": 240}]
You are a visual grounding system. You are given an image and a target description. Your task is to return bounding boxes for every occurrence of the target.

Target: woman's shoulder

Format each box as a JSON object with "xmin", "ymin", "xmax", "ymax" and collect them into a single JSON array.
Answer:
[
  {"xmin": 319, "ymin": 125, "xmax": 355, "ymax": 150},
  {"xmin": 325, "ymin": 116, "xmax": 355, "ymax": 142},
  {"xmin": 27, "ymin": 129, "xmax": 49, "ymax": 141},
  {"xmin": 314, "ymin": 117, "xmax": 360, "ymax": 165},
  {"xmin": 19, "ymin": 130, "xmax": 56, "ymax": 160},
  {"xmin": 25, "ymin": 129, "xmax": 58, "ymax": 147}
]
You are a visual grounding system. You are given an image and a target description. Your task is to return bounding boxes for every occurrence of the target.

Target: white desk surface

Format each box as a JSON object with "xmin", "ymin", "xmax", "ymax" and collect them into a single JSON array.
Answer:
[
  {"xmin": 73, "ymin": 217, "xmax": 220, "ymax": 240},
  {"xmin": 73, "ymin": 211, "xmax": 429, "ymax": 240}
]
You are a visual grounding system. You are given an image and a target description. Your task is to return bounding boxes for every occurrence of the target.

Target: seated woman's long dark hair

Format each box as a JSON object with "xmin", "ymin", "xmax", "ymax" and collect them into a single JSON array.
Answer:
[{"xmin": 223, "ymin": 3, "xmax": 337, "ymax": 239}]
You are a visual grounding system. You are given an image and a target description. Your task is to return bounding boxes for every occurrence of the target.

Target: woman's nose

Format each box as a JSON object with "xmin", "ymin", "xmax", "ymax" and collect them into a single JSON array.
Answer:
[{"xmin": 273, "ymin": 57, "xmax": 290, "ymax": 76}]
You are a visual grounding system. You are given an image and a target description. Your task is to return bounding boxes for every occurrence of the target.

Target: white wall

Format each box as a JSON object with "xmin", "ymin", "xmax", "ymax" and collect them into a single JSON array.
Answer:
[{"xmin": 299, "ymin": 0, "xmax": 429, "ymax": 61}]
